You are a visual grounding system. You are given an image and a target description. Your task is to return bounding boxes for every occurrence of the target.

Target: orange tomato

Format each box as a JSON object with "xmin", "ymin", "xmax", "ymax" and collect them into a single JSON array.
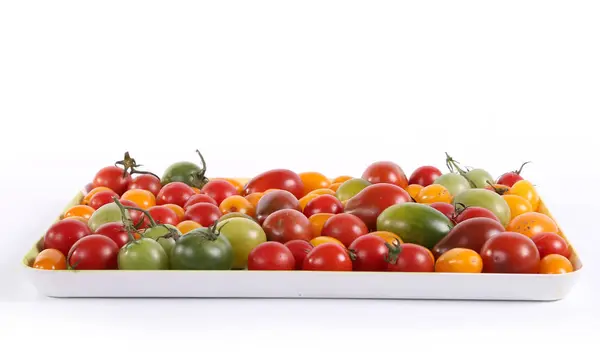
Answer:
[
  {"xmin": 245, "ymin": 192, "xmax": 264, "ymax": 208},
  {"xmin": 213, "ymin": 178, "xmax": 244, "ymax": 194},
  {"xmin": 329, "ymin": 182, "xmax": 343, "ymax": 192},
  {"xmin": 33, "ymin": 249, "xmax": 67, "ymax": 270},
  {"xmin": 434, "ymin": 248, "xmax": 483, "ymax": 273},
  {"xmin": 82, "ymin": 186, "xmax": 114, "ymax": 205},
  {"xmin": 485, "ymin": 183, "xmax": 510, "ymax": 195},
  {"xmin": 332, "ymin": 175, "xmax": 353, "ymax": 184},
  {"xmin": 192, "ymin": 187, "xmax": 202, "ymax": 194},
  {"xmin": 406, "ymin": 184, "xmax": 423, "ymax": 200},
  {"xmin": 121, "ymin": 189, "xmax": 156, "ymax": 210},
  {"xmin": 310, "ymin": 236, "xmax": 345, "ymax": 247},
  {"xmin": 370, "ymin": 231, "xmax": 403, "ymax": 246},
  {"xmin": 299, "ymin": 194, "xmax": 319, "ymax": 210},
  {"xmin": 308, "ymin": 213, "xmax": 335, "ymax": 238},
  {"xmin": 508, "ymin": 180, "xmax": 540, "ymax": 211},
  {"xmin": 503, "ymin": 194, "xmax": 533, "ymax": 220},
  {"xmin": 539, "ymin": 254, "xmax": 573, "ymax": 274},
  {"xmin": 307, "ymin": 188, "xmax": 336, "ymax": 196},
  {"xmin": 64, "ymin": 205, "xmax": 95, "ymax": 220},
  {"xmin": 299, "ymin": 172, "xmax": 331, "ymax": 196},
  {"xmin": 417, "ymin": 184, "xmax": 452, "ymax": 204},
  {"xmin": 506, "ymin": 212, "xmax": 559, "ymax": 238},
  {"xmin": 162, "ymin": 204, "xmax": 185, "ymax": 221},
  {"xmin": 176, "ymin": 220, "xmax": 202, "ymax": 234},
  {"xmin": 219, "ymin": 195, "xmax": 255, "ymax": 217}
]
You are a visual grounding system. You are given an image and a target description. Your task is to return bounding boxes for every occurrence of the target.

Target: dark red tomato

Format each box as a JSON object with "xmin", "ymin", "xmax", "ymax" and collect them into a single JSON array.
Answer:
[
  {"xmin": 201, "ymin": 180, "xmax": 238, "ymax": 206},
  {"xmin": 184, "ymin": 194, "xmax": 218, "ymax": 209},
  {"xmin": 247, "ymin": 242, "xmax": 296, "ymax": 270},
  {"xmin": 321, "ymin": 213, "xmax": 369, "ymax": 247},
  {"xmin": 454, "ymin": 206, "xmax": 500, "ymax": 224},
  {"xmin": 531, "ymin": 232, "xmax": 570, "ymax": 258},
  {"xmin": 480, "ymin": 232, "xmax": 540, "ymax": 273},
  {"xmin": 89, "ymin": 190, "xmax": 120, "ymax": 210},
  {"xmin": 348, "ymin": 234, "xmax": 389, "ymax": 271},
  {"xmin": 128, "ymin": 174, "xmax": 162, "ymax": 197},
  {"xmin": 157, "ymin": 182, "xmax": 195, "ymax": 208},
  {"xmin": 303, "ymin": 243, "xmax": 352, "ymax": 271},
  {"xmin": 67, "ymin": 234, "xmax": 119, "ymax": 270},
  {"xmin": 432, "ymin": 217, "xmax": 505, "ymax": 259},
  {"xmin": 497, "ymin": 162, "xmax": 530, "ymax": 187},
  {"xmin": 344, "ymin": 183, "xmax": 411, "ymax": 230},
  {"xmin": 94, "ymin": 222, "xmax": 130, "ymax": 248},
  {"xmin": 303, "ymin": 195, "xmax": 343, "ymax": 217},
  {"xmin": 44, "ymin": 219, "xmax": 92, "ymax": 257},
  {"xmin": 92, "ymin": 166, "xmax": 131, "ymax": 196},
  {"xmin": 429, "ymin": 202, "xmax": 456, "ymax": 222},
  {"xmin": 408, "ymin": 166, "xmax": 442, "ymax": 187},
  {"xmin": 148, "ymin": 206, "xmax": 180, "ymax": 226},
  {"xmin": 361, "ymin": 161, "xmax": 409, "ymax": 188},
  {"xmin": 386, "ymin": 243, "xmax": 434, "ymax": 272},
  {"xmin": 284, "ymin": 240, "xmax": 314, "ymax": 270},
  {"xmin": 243, "ymin": 169, "xmax": 305, "ymax": 199},
  {"xmin": 255, "ymin": 190, "xmax": 301, "ymax": 225},
  {"xmin": 183, "ymin": 202, "xmax": 222, "ymax": 227},
  {"xmin": 119, "ymin": 199, "xmax": 145, "ymax": 227},
  {"xmin": 262, "ymin": 209, "xmax": 312, "ymax": 244}
]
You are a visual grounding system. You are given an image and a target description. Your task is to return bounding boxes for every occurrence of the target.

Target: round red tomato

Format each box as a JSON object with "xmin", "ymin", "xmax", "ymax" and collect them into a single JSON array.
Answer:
[
  {"xmin": 247, "ymin": 242, "xmax": 295, "ymax": 270},
  {"xmin": 454, "ymin": 206, "xmax": 500, "ymax": 224},
  {"xmin": 531, "ymin": 232, "xmax": 570, "ymax": 258},
  {"xmin": 303, "ymin": 243, "xmax": 352, "ymax": 271},
  {"xmin": 44, "ymin": 219, "xmax": 92, "ymax": 257},
  {"xmin": 243, "ymin": 169, "xmax": 305, "ymax": 199},
  {"xmin": 303, "ymin": 195, "xmax": 344, "ymax": 217},
  {"xmin": 157, "ymin": 182, "xmax": 195, "ymax": 208},
  {"xmin": 348, "ymin": 234, "xmax": 389, "ymax": 271},
  {"xmin": 67, "ymin": 234, "xmax": 119, "ymax": 270},
  {"xmin": 128, "ymin": 174, "xmax": 162, "ymax": 197},
  {"xmin": 497, "ymin": 162, "xmax": 530, "ymax": 187},
  {"xmin": 94, "ymin": 222, "xmax": 130, "ymax": 248},
  {"xmin": 480, "ymin": 232, "xmax": 540, "ymax": 273},
  {"xmin": 386, "ymin": 243, "xmax": 434, "ymax": 272},
  {"xmin": 262, "ymin": 209, "xmax": 312, "ymax": 244},
  {"xmin": 408, "ymin": 166, "xmax": 442, "ymax": 187},
  {"xmin": 148, "ymin": 206, "xmax": 180, "ymax": 226},
  {"xmin": 361, "ymin": 161, "xmax": 409, "ymax": 188},
  {"xmin": 284, "ymin": 240, "xmax": 314, "ymax": 270},
  {"xmin": 89, "ymin": 190, "xmax": 120, "ymax": 210},
  {"xmin": 201, "ymin": 180, "xmax": 238, "ymax": 205},
  {"xmin": 93, "ymin": 166, "xmax": 131, "ymax": 196},
  {"xmin": 183, "ymin": 202, "xmax": 222, "ymax": 227},
  {"xmin": 321, "ymin": 213, "xmax": 368, "ymax": 247},
  {"xmin": 184, "ymin": 194, "xmax": 218, "ymax": 209},
  {"xmin": 429, "ymin": 202, "xmax": 456, "ymax": 222},
  {"xmin": 255, "ymin": 190, "xmax": 301, "ymax": 225}
]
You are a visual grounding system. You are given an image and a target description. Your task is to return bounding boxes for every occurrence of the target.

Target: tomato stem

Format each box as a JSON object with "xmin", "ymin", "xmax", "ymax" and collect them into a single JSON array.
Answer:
[
  {"xmin": 384, "ymin": 239, "xmax": 403, "ymax": 264},
  {"xmin": 193, "ymin": 149, "xmax": 209, "ymax": 188},
  {"xmin": 115, "ymin": 151, "xmax": 160, "ymax": 180},
  {"xmin": 486, "ymin": 180, "xmax": 509, "ymax": 195},
  {"xmin": 445, "ymin": 152, "xmax": 477, "ymax": 188},
  {"xmin": 113, "ymin": 198, "xmax": 141, "ymax": 244},
  {"xmin": 514, "ymin": 161, "xmax": 532, "ymax": 175}
]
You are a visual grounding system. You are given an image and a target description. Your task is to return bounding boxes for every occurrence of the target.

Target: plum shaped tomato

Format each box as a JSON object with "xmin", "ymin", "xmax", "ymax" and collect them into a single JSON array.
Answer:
[
  {"xmin": 408, "ymin": 166, "xmax": 442, "ymax": 187},
  {"xmin": 157, "ymin": 182, "xmax": 195, "ymax": 208},
  {"xmin": 243, "ymin": 169, "xmax": 305, "ymax": 199},
  {"xmin": 44, "ymin": 219, "xmax": 92, "ymax": 257},
  {"xmin": 321, "ymin": 213, "xmax": 368, "ymax": 247},
  {"xmin": 262, "ymin": 209, "xmax": 312, "ymax": 244},
  {"xmin": 432, "ymin": 217, "xmax": 505, "ymax": 259},
  {"xmin": 255, "ymin": 190, "xmax": 300, "ymax": 225},
  {"xmin": 480, "ymin": 232, "xmax": 540, "ymax": 274},
  {"xmin": 344, "ymin": 183, "xmax": 411, "ymax": 230},
  {"xmin": 303, "ymin": 242, "xmax": 352, "ymax": 271},
  {"xmin": 361, "ymin": 161, "xmax": 409, "ymax": 188},
  {"xmin": 128, "ymin": 174, "xmax": 162, "ymax": 197},
  {"xmin": 67, "ymin": 234, "xmax": 120, "ymax": 270},
  {"xmin": 247, "ymin": 242, "xmax": 296, "ymax": 271},
  {"xmin": 93, "ymin": 166, "xmax": 131, "ymax": 196}
]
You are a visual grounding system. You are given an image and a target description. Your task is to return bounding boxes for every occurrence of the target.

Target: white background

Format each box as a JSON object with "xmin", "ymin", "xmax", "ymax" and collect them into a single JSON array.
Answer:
[{"xmin": 1, "ymin": 0, "xmax": 599, "ymax": 356}]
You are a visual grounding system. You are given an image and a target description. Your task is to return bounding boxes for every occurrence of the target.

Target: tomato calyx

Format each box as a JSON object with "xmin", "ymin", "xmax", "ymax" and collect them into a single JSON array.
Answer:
[
  {"xmin": 445, "ymin": 152, "xmax": 477, "ymax": 188},
  {"xmin": 486, "ymin": 181, "xmax": 509, "ymax": 195},
  {"xmin": 198, "ymin": 220, "xmax": 229, "ymax": 242},
  {"xmin": 191, "ymin": 149, "xmax": 209, "ymax": 189},
  {"xmin": 452, "ymin": 202, "xmax": 468, "ymax": 218},
  {"xmin": 384, "ymin": 239, "xmax": 403, "ymax": 264},
  {"xmin": 346, "ymin": 248, "xmax": 358, "ymax": 261},
  {"xmin": 115, "ymin": 151, "xmax": 160, "ymax": 180}
]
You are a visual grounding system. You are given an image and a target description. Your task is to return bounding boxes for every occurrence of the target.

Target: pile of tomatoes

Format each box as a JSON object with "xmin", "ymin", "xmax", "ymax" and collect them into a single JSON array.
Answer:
[{"xmin": 32, "ymin": 151, "xmax": 575, "ymax": 275}]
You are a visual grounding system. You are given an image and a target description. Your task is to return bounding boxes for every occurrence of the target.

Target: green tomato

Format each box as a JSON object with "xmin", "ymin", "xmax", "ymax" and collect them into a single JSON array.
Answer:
[
  {"xmin": 433, "ymin": 173, "xmax": 471, "ymax": 196},
  {"xmin": 336, "ymin": 178, "xmax": 371, "ymax": 202},
  {"xmin": 157, "ymin": 237, "xmax": 176, "ymax": 259},
  {"xmin": 142, "ymin": 224, "xmax": 180, "ymax": 240},
  {"xmin": 216, "ymin": 217, "xmax": 267, "ymax": 269},
  {"xmin": 118, "ymin": 238, "xmax": 169, "ymax": 270},
  {"xmin": 452, "ymin": 189, "xmax": 511, "ymax": 227},
  {"xmin": 464, "ymin": 168, "xmax": 495, "ymax": 189},
  {"xmin": 87, "ymin": 202, "xmax": 128, "ymax": 232},
  {"xmin": 218, "ymin": 212, "xmax": 258, "ymax": 223},
  {"xmin": 170, "ymin": 226, "xmax": 233, "ymax": 270},
  {"xmin": 161, "ymin": 150, "xmax": 209, "ymax": 189}
]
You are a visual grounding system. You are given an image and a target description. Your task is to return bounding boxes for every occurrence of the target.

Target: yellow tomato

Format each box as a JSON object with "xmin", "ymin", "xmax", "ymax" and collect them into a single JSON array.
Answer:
[
  {"xmin": 299, "ymin": 172, "xmax": 332, "ymax": 196},
  {"xmin": 417, "ymin": 184, "xmax": 452, "ymax": 204},
  {"xmin": 332, "ymin": 176, "xmax": 353, "ymax": 184},
  {"xmin": 307, "ymin": 188, "xmax": 336, "ymax": 196},
  {"xmin": 308, "ymin": 213, "xmax": 334, "ymax": 238},
  {"xmin": 406, "ymin": 184, "xmax": 423, "ymax": 200},
  {"xmin": 176, "ymin": 220, "xmax": 202, "ymax": 234},
  {"xmin": 245, "ymin": 192, "xmax": 264, "ymax": 208},
  {"xmin": 435, "ymin": 248, "xmax": 483, "ymax": 273},
  {"xmin": 329, "ymin": 182, "xmax": 343, "ymax": 192},
  {"xmin": 503, "ymin": 194, "xmax": 533, "ymax": 220},
  {"xmin": 539, "ymin": 254, "xmax": 574, "ymax": 274},
  {"xmin": 219, "ymin": 195, "xmax": 256, "ymax": 217},
  {"xmin": 64, "ymin": 205, "xmax": 95, "ymax": 220},
  {"xmin": 506, "ymin": 212, "xmax": 559, "ymax": 238},
  {"xmin": 508, "ymin": 180, "xmax": 540, "ymax": 211},
  {"xmin": 310, "ymin": 236, "xmax": 345, "ymax": 247},
  {"xmin": 370, "ymin": 231, "xmax": 403, "ymax": 246},
  {"xmin": 121, "ymin": 189, "xmax": 156, "ymax": 209}
]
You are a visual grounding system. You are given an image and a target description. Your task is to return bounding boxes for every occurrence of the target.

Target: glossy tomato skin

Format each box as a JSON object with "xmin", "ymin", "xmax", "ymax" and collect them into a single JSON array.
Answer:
[
  {"xmin": 531, "ymin": 232, "xmax": 570, "ymax": 258},
  {"xmin": 432, "ymin": 217, "xmax": 505, "ymax": 259},
  {"xmin": 33, "ymin": 249, "xmax": 67, "ymax": 270},
  {"xmin": 302, "ymin": 243, "xmax": 352, "ymax": 271},
  {"xmin": 284, "ymin": 240, "xmax": 314, "ymax": 270},
  {"xmin": 157, "ymin": 182, "xmax": 195, "ymax": 208},
  {"xmin": 429, "ymin": 202, "xmax": 456, "ymax": 222},
  {"xmin": 44, "ymin": 219, "xmax": 92, "ymax": 257},
  {"xmin": 344, "ymin": 183, "xmax": 411, "ymax": 230},
  {"xmin": 386, "ymin": 243, "xmax": 434, "ymax": 272},
  {"xmin": 255, "ymin": 190, "xmax": 301, "ymax": 225},
  {"xmin": 247, "ymin": 242, "xmax": 296, "ymax": 270},
  {"xmin": 128, "ymin": 174, "xmax": 162, "ymax": 197},
  {"xmin": 94, "ymin": 222, "xmax": 130, "ymax": 248},
  {"xmin": 93, "ymin": 166, "xmax": 131, "ymax": 196},
  {"xmin": 184, "ymin": 203, "xmax": 222, "ymax": 227},
  {"xmin": 303, "ymin": 195, "xmax": 344, "ymax": 217},
  {"xmin": 454, "ymin": 206, "xmax": 500, "ymax": 224},
  {"xmin": 408, "ymin": 166, "xmax": 442, "ymax": 187},
  {"xmin": 262, "ymin": 209, "xmax": 312, "ymax": 244},
  {"xmin": 243, "ymin": 169, "xmax": 305, "ymax": 199},
  {"xmin": 361, "ymin": 161, "xmax": 409, "ymax": 188},
  {"xmin": 184, "ymin": 194, "xmax": 218, "ymax": 209},
  {"xmin": 480, "ymin": 232, "xmax": 540, "ymax": 273},
  {"xmin": 321, "ymin": 213, "xmax": 369, "ymax": 247},
  {"xmin": 497, "ymin": 172, "xmax": 524, "ymax": 188},
  {"xmin": 148, "ymin": 206, "xmax": 180, "ymax": 226},
  {"xmin": 201, "ymin": 180, "xmax": 238, "ymax": 206},
  {"xmin": 67, "ymin": 234, "xmax": 119, "ymax": 270},
  {"xmin": 348, "ymin": 234, "xmax": 389, "ymax": 271},
  {"xmin": 89, "ymin": 190, "xmax": 120, "ymax": 210}
]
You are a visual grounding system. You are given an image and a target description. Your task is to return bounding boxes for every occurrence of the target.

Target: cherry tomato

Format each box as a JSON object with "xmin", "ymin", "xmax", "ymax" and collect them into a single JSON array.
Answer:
[
  {"xmin": 497, "ymin": 162, "xmax": 530, "ymax": 187},
  {"xmin": 349, "ymin": 234, "xmax": 389, "ymax": 271},
  {"xmin": 92, "ymin": 166, "xmax": 131, "ymax": 196},
  {"xmin": 162, "ymin": 204, "xmax": 185, "ymax": 221},
  {"xmin": 480, "ymin": 232, "xmax": 540, "ymax": 273},
  {"xmin": 328, "ymin": 182, "xmax": 343, "ymax": 192},
  {"xmin": 406, "ymin": 184, "xmax": 423, "ymax": 201},
  {"xmin": 299, "ymin": 172, "xmax": 332, "ymax": 196},
  {"xmin": 94, "ymin": 222, "xmax": 130, "ymax": 248},
  {"xmin": 245, "ymin": 192, "xmax": 264, "ymax": 208},
  {"xmin": 361, "ymin": 161, "xmax": 409, "ymax": 188},
  {"xmin": 262, "ymin": 209, "xmax": 312, "ymax": 244},
  {"xmin": 321, "ymin": 213, "xmax": 369, "ymax": 247},
  {"xmin": 212, "ymin": 178, "xmax": 244, "ymax": 194},
  {"xmin": 184, "ymin": 202, "xmax": 222, "ymax": 227},
  {"xmin": 308, "ymin": 213, "xmax": 334, "ymax": 238},
  {"xmin": 502, "ymin": 194, "xmax": 533, "ymax": 221},
  {"xmin": 303, "ymin": 243, "xmax": 352, "ymax": 271},
  {"xmin": 121, "ymin": 189, "xmax": 156, "ymax": 210},
  {"xmin": 148, "ymin": 206, "xmax": 180, "ymax": 226},
  {"xmin": 33, "ymin": 249, "xmax": 67, "ymax": 270},
  {"xmin": 454, "ymin": 206, "xmax": 500, "ymax": 224},
  {"xmin": 539, "ymin": 254, "xmax": 573, "ymax": 274},
  {"xmin": 416, "ymin": 184, "xmax": 452, "ymax": 204},
  {"xmin": 332, "ymin": 175, "xmax": 353, "ymax": 184},
  {"xmin": 303, "ymin": 194, "xmax": 344, "ymax": 217},
  {"xmin": 157, "ymin": 182, "xmax": 195, "ymax": 208},
  {"xmin": 64, "ymin": 205, "xmax": 95, "ymax": 220},
  {"xmin": 409, "ymin": 166, "xmax": 442, "ymax": 187},
  {"xmin": 255, "ymin": 190, "xmax": 301, "ymax": 225},
  {"xmin": 343, "ymin": 183, "xmax": 411, "ymax": 230},
  {"xmin": 508, "ymin": 180, "xmax": 540, "ymax": 211},
  {"xmin": 386, "ymin": 242, "xmax": 434, "ymax": 272},
  {"xmin": 531, "ymin": 232, "xmax": 570, "ymax": 258},
  {"xmin": 247, "ymin": 242, "xmax": 295, "ymax": 270},
  {"xmin": 429, "ymin": 202, "xmax": 456, "ymax": 222},
  {"xmin": 184, "ymin": 194, "xmax": 218, "ymax": 209},
  {"xmin": 507, "ymin": 212, "xmax": 559, "ymax": 238},
  {"xmin": 89, "ymin": 190, "xmax": 120, "ymax": 210},
  {"xmin": 67, "ymin": 234, "xmax": 119, "ymax": 270},
  {"xmin": 82, "ymin": 187, "xmax": 115, "ymax": 205},
  {"xmin": 299, "ymin": 194, "xmax": 320, "ymax": 211},
  {"xmin": 434, "ymin": 248, "xmax": 483, "ymax": 273},
  {"xmin": 201, "ymin": 179, "xmax": 238, "ymax": 205},
  {"xmin": 310, "ymin": 236, "xmax": 345, "ymax": 247},
  {"xmin": 128, "ymin": 174, "xmax": 162, "ymax": 197},
  {"xmin": 243, "ymin": 169, "xmax": 305, "ymax": 199},
  {"xmin": 370, "ymin": 231, "xmax": 403, "ymax": 246},
  {"xmin": 176, "ymin": 220, "xmax": 203, "ymax": 234},
  {"xmin": 284, "ymin": 240, "xmax": 314, "ymax": 270},
  {"xmin": 219, "ymin": 195, "xmax": 255, "ymax": 217},
  {"xmin": 43, "ymin": 219, "xmax": 92, "ymax": 257}
]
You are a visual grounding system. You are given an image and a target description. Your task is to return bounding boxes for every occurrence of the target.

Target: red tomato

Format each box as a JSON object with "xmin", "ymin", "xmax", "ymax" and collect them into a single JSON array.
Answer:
[
  {"xmin": 118, "ymin": 199, "xmax": 145, "ymax": 227},
  {"xmin": 302, "ymin": 243, "xmax": 352, "ymax": 271},
  {"xmin": 128, "ymin": 174, "xmax": 162, "ymax": 197},
  {"xmin": 321, "ymin": 213, "xmax": 368, "ymax": 247},
  {"xmin": 255, "ymin": 190, "xmax": 301, "ymax": 225},
  {"xmin": 497, "ymin": 162, "xmax": 530, "ymax": 187},
  {"xmin": 67, "ymin": 234, "xmax": 119, "ymax": 270},
  {"xmin": 429, "ymin": 202, "xmax": 456, "ymax": 222},
  {"xmin": 201, "ymin": 180, "xmax": 238, "ymax": 205},
  {"xmin": 531, "ymin": 232, "xmax": 570, "ymax": 258},
  {"xmin": 243, "ymin": 169, "xmax": 305, "ymax": 199},
  {"xmin": 157, "ymin": 182, "xmax": 195, "ymax": 208},
  {"xmin": 184, "ymin": 194, "xmax": 218, "ymax": 209},
  {"xmin": 262, "ymin": 209, "xmax": 312, "ymax": 244},
  {"xmin": 386, "ymin": 243, "xmax": 434, "ymax": 272},
  {"xmin": 284, "ymin": 240, "xmax": 314, "ymax": 270},
  {"xmin": 454, "ymin": 206, "xmax": 500, "ymax": 224},
  {"xmin": 43, "ymin": 219, "xmax": 92, "ymax": 257},
  {"xmin": 343, "ymin": 183, "xmax": 411, "ymax": 230},
  {"xmin": 94, "ymin": 222, "xmax": 130, "ymax": 248},
  {"xmin": 348, "ymin": 234, "xmax": 389, "ymax": 271},
  {"xmin": 148, "ymin": 206, "xmax": 180, "ymax": 226},
  {"xmin": 480, "ymin": 232, "xmax": 540, "ymax": 273},
  {"xmin": 89, "ymin": 190, "xmax": 120, "ymax": 210},
  {"xmin": 408, "ymin": 166, "xmax": 442, "ymax": 187},
  {"xmin": 303, "ymin": 195, "xmax": 344, "ymax": 217},
  {"xmin": 247, "ymin": 242, "xmax": 296, "ymax": 270},
  {"xmin": 183, "ymin": 203, "xmax": 222, "ymax": 227},
  {"xmin": 92, "ymin": 166, "xmax": 131, "ymax": 196},
  {"xmin": 361, "ymin": 161, "xmax": 409, "ymax": 188}
]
